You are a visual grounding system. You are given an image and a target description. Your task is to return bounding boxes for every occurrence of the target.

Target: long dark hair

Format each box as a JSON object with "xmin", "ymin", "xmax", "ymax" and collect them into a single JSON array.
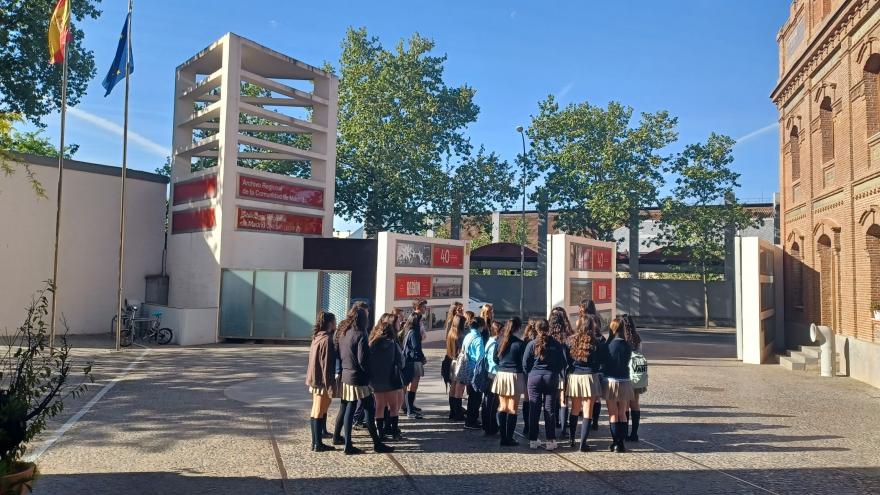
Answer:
[
  {"xmin": 533, "ymin": 318, "xmax": 551, "ymax": 360},
  {"xmin": 336, "ymin": 302, "xmax": 368, "ymax": 346},
  {"xmin": 549, "ymin": 306, "xmax": 572, "ymax": 342},
  {"xmin": 338, "ymin": 306, "xmax": 369, "ymax": 340},
  {"xmin": 569, "ymin": 312, "xmax": 599, "ymax": 362},
  {"xmin": 496, "ymin": 317, "xmax": 522, "ymax": 360},
  {"xmin": 446, "ymin": 314, "xmax": 466, "ymax": 359},
  {"xmin": 470, "ymin": 316, "xmax": 486, "ymax": 333},
  {"xmin": 523, "ymin": 318, "xmax": 539, "ymax": 343},
  {"xmin": 312, "ymin": 311, "xmax": 335, "ymax": 338},
  {"xmin": 369, "ymin": 313, "xmax": 396, "ymax": 347},
  {"xmin": 622, "ymin": 313, "xmax": 641, "ymax": 349}
]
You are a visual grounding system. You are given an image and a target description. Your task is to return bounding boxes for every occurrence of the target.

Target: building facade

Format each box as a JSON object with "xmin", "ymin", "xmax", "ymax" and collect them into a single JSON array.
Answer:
[{"xmin": 773, "ymin": 0, "xmax": 880, "ymax": 387}]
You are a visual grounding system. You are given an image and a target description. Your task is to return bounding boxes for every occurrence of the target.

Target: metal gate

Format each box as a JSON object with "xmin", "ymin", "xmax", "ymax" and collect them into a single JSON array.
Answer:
[{"xmin": 218, "ymin": 269, "xmax": 351, "ymax": 340}]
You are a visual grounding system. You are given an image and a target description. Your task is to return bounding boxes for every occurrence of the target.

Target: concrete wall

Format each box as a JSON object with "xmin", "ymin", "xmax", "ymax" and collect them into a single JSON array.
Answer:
[
  {"xmin": 616, "ymin": 279, "xmax": 735, "ymax": 326},
  {"xmin": 836, "ymin": 334, "xmax": 880, "ymax": 389},
  {"xmin": 0, "ymin": 154, "xmax": 168, "ymax": 335},
  {"xmin": 470, "ymin": 275, "xmax": 544, "ymax": 318}
]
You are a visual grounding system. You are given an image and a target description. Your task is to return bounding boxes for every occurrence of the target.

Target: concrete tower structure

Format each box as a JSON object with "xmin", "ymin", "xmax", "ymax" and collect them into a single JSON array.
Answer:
[{"xmin": 165, "ymin": 33, "xmax": 338, "ymax": 344}]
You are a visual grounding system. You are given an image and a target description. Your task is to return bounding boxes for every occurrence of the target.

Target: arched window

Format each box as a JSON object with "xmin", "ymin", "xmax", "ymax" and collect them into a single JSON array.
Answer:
[
  {"xmin": 789, "ymin": 242, "xmax": 803, "ymax": 309},
  {"xmin": 868, "ymin": 225, "xmax": 880, "ymax": 317},
  {"xmin": 817, "ymin": 235, "xmax": 833, "ymax": 327},
  {"xmin": 820, "ymin": 96, "xmax": 834, "ymax": 163},
  {"xmin": 790, "ymin": 126, "xmax": 801, "ymax": 180},
  {"xmin": 864, "ymin": 54, "xmax": 880, "ymax": 136}
]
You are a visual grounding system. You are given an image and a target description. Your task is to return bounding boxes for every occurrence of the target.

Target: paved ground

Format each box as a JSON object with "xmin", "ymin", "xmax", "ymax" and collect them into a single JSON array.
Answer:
[{"xmin": 25, "ymin": 327, "xmax": 880, "ymax": 495}]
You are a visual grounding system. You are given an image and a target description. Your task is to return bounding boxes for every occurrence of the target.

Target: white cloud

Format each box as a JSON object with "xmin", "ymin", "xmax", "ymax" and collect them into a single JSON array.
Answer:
[
  {"xmin": 269, "ymin": 20, "xmax": 279, "ymax": 29},
  {"xmin": 510, "ymin": 10, "xmax": 517, "ymax": 19},
  {"xmin": 557, "ymin": 81, "xmax": 575, "ymax": 99},
  {"xmin": 734, "ymin": 122, "xmax": 779, "ymax": 146},
  {"xmin": 67, "ymin": 106, "xmax": 168, "ymax": 158}
]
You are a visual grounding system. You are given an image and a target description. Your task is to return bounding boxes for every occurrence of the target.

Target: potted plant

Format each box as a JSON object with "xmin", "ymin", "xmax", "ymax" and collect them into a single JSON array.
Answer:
[
  {"xmin": 872, "ymin": 301, "xmax": 880, "ymax": 321},
  {"xmin": 1, "ymin": 284, "xmax": 92, "ymax": 494}
]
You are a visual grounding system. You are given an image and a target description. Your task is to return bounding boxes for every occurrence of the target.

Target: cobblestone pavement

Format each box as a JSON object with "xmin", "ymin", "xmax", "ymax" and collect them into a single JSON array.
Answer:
[{"xmin": 27, "ymin": 327, "xmax": 880, "ymax": 495}]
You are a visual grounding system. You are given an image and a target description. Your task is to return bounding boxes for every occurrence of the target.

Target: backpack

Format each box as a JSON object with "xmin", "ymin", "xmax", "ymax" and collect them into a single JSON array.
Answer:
[
  {"xmin": 471, "ymin": 354, "xmax": 491, "ymax": 393},
  {"xmin": 629, "ymin": 350, "xmax": 648, "ymax": 389}
]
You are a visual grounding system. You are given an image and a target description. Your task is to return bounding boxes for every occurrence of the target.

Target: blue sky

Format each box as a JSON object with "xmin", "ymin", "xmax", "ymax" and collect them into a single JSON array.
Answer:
[{"xmin": 33, "ymin": 0, "xmax": 789, "ymax": 231}]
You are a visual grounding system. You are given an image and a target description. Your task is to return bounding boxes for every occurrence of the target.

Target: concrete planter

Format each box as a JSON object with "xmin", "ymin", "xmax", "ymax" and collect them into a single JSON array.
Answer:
[{"xmin": 0, "ymin": 462, "xmax": 34, "ymax": 495}]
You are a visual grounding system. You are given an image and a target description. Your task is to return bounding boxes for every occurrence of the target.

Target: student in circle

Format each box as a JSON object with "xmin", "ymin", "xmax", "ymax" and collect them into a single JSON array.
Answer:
[
  {"xmin": 584, "ymin": 300, "xmax": 605, "ymax": 431},
  {"xmin": 605, "ymin": 316, "xmax": 637, "ymax": 453},
  {"xmin": 520, "ymin": 318, "xmax": 539, "ymax": 437},
  {"xmin": 445, "ymin": 313, "xmax": 467, "ymax": 421},
  {"xmin": 549, "ymin": 307, "xmax": 574, "ymax": 441},
  {"xmin": 369, "ymin": 313, "xmax": 405, "ymax": 442},
  {"xmin": 522, "ymin": 318, "xmax": 567, "ymax": 450},
  {"xmin": 481, "ymin": 319, "xmax": 503, "ymax": 436},
  {"xmin": 623, "ymin": 314, "xmax": 644, "ymax": 442},
  {"xmin": 461, "ymin": 316, "xmax": 487, "ymax": 430},
  {"xmin": 337, "ymin": 306, "xmax": 394, "ymax": 455},
  {"xmin": 306, "ymin": 311, "xmax": 337, "ymax": 452},
  {"xmin": 479, "ymin": 303, "xmax": 495, "ymax": 344},
  {"xmin": 566, "ymin": 301, "xmax": 608, "ymax": 451},
  {"xmin": 441, "ymin": 302, "xmax": 464, "ymax": 391},
  {"xmin": 402, "ymin": 299, "xmax": 428, "ymax": 418},
  {"xmin": 332, "ymin": 302, "xmax": 367, "ymax": 446},
  {"xmin": 491, "ymin": 317, "xmax": 526, "ymax": 447}
]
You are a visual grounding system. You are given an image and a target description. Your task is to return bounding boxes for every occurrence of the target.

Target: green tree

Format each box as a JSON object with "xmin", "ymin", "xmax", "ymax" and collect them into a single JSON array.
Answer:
[
  {"xmin": 1, "ymin": 113, "xmax": 77, "ymax": 197},
  {"xmin": 0, "ymin": 0, "xmax": 103, "ymax": 126},
  {"xmin": 440, "ymin": 146, "xmax": 518, "ymax": 239},
  {"xmin": 333, "ymin": 27, "xmax": 479, "ymax": 236},
  {"xmin": 655, "ymin": 133, "xmax": 756, "ymax": 328},
  {"xmin": 527, "ymin": 96, "xmax": 678, "ymax": 241}
]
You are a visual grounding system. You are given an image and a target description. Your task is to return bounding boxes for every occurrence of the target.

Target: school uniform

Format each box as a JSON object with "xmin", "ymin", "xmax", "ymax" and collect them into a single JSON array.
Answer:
[
  {"xmin": 481, "ymin": 336, "xmax": 499, "ymax": 435},
  {"xmin": 461, "ymin": 326, "xmax": 485, "ymax": 428},
  {"xmin": 403, "ymin": 320, "xmax": 426, "ymax": 416},
  {"xmin": 522, "ymin": 337, "xmax": 567, "ymax": 446},
  {"xmin": 369, "ymin": 337, "xmax": 404, "ymax": 393},
  {"xmin": 338, "ymin": 326, "xmax": 393, "ymax": 454},
  {"xmin": 565, "ymin": 337, "xmax": 608, "ymax": 399},
  {"xmin": 604, "ymin": 334, "xmax": 634, "ymax": 452},
  {"xmin": 305, "ymin": 330, "xmax": 337, "ymax": 451},
  {"xmin": 492, "ymin": 334, "xmax": 527, "ymax": 446}
]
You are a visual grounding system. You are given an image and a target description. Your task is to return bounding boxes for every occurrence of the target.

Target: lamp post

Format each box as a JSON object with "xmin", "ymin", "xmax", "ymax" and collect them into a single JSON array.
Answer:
[{"xmin": 516, "ymin": 126, "xmax": 527, "ymax": 320}]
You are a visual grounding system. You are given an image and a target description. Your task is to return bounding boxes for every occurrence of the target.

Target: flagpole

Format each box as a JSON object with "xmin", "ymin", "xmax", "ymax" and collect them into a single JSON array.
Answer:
[
  {"xmin": 49, "ymin": 44, "xmax": 69, "ymax": 350},
  {"xmin": 114, "ymin": 0, "xmax": 133, "ymax": 352}
]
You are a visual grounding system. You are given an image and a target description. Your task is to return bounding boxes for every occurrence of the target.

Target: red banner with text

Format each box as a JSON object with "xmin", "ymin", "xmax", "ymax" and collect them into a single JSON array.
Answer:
[
  {"xmin": 171, "ymin": 208, "xmax": 215, "ymax": 234},
  {"xmin": 431, "ymin": 244, "xmax": 464, "ymax": 268},
  {"xmin": 173, "ymin": 175, "xmax": 217, "ymax": 205},
  {"xmin": 238, "ymin": 175, "xmax": 324, "ymax": 208},
  {"xmin": 394, "ymin": 275, "xmax": 432, "ymax": 300},
  {"xmin": 236, "ymin": 208, "xmax": 323, "ymax": 235}
]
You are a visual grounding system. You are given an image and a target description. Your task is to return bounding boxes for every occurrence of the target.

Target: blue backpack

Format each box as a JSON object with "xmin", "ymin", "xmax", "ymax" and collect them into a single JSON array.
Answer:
[{"xmin": 471, "ymin": 354, "xmax": 491, "ymax": 393}]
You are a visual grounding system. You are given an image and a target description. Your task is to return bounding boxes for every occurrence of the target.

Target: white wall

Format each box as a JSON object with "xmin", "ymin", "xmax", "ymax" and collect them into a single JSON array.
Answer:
[{"xmin": 0, "ymin": 154, "xmax": 168, "ymax": 335}]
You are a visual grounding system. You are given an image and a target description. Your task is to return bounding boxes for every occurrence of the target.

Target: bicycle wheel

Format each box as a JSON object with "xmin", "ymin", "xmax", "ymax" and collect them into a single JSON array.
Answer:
[
  {"xmin": 157, "ymin": 328, "xmax": 173, "ymax": 345},
  {"xmin": 120, "ymin": 328, "xmax": 134, "ymax": 348}
]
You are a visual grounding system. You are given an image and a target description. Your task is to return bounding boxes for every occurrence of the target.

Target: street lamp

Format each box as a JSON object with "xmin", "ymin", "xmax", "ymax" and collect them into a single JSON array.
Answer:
[{"xmin": 516, "ymin": 126, "xmax": 527, "ymax": 320}]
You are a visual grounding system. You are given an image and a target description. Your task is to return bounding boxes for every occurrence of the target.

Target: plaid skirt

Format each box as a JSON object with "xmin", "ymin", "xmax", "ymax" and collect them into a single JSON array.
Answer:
[
  {"xmin": 566, "ymin": 373, "xmax": 602, "ymax": 398},
  {"xmin": 605, "ymin": 378, "xmax": 635, "ymax": 402},
  {"xmin": 491, "ymin": 371, "xmax": 525, "ymax": 396},
  {"xmin": 308, "ymin": 386, "xmax": 333, "ymax": 397},
  {"xmin": 341, "ymin": 383, "xmax": 373, "ymax": 401}
]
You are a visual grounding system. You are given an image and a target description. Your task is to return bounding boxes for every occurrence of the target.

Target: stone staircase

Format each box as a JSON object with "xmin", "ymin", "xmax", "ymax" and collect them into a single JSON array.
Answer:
[{"xmin": 778, "ymin": 346, "xmax": 821, "ymax": 372}]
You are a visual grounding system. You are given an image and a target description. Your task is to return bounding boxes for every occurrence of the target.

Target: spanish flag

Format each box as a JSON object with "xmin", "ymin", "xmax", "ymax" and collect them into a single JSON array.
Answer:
[{"xmin": 48, "ymin": 0, "xmax": 72, "ymax": 64}]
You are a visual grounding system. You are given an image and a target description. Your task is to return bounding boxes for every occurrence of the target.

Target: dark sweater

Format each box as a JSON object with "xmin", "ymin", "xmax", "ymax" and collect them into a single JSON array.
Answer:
[
  {"xmin": 522, "ymin": 337, "xmax": 567, "ymax": 375},
  {"xmin": 404, "ymin": 325, "xmax": 425, "ymax": 363},
  {"xmin": 339, "ymin": 328, "xmax": 370, "ymax": 386},
  {"xmin": 605, "ymin": 336, "xmax": 633, "ymax": 380},
  {"xmin": 566, "ymin": 336, "xmax": 608, "ymax": 375},
  {"xmin": 369, "ymin": 338, "xmax": 403, "ymax": 392},
  {"xmin": 496, "ymin": 335, "xmax": 526, "ymax": 373}
]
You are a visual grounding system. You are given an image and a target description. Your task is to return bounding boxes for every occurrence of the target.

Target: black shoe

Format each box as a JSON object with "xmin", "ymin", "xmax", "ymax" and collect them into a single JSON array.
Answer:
[
  {"xmin": 321, "ymin": 431, "xmax": 333, "ymax": 439},
  {"xmin": 344, "ymin": 445, "xmax": 364, "ymax": 455},
  {"xmin": 626, "ymin": 434, "xmax": 639, "ymax": 442},
  {"xmin": 614, "ymin": 443, "xmax": 626, "ymax": 453},
  {"xmin": 332, "ymin": 436, "xmax": 345, "ymax": 446},
  {"xmin": 501, "ymin": 438, "xmax": 520, "ymax": 447},
  {"xmin": 391, "ymin": 431, "xmax": 404, "ymax": 441},
  {"xmin": 579, "ymin": 443, "xmax": 590, "ymax": 452},
  {"xmin": 569, "ymin": 439, "xmax": 576, "ymax": 449},
  {"xmin": 464, "ymin": 422, "xmax": 482, "ymax": 430},
  {"xmin": 374, "ymin": 442, "xmax": 394, "ymax": 453},
  {"xmin": 313, "ymin": 443, "xmax": 335, "ymax": 452},
  {"xmin": 609, "ymin": 442, "xmax": 617, "ymax": 452},
  {"xmin": 354, "ymin": 421, "xmax": 366, "ymax": 430},
  {"xmin": 411, "ymin": 405, "xmax": 422, "ymax": 413},
  {"xmin": 407, "ymin": 411, "xmax": 424, "ymax": 419},
  {"xmin": 591, "ymin": 422, "xmax": 599, "ymax": 431}
]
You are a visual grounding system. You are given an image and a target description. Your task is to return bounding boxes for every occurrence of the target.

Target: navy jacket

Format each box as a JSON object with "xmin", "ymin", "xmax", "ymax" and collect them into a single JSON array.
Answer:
[
  {"xmin": 522, "ymin": 337, "xmax": 567, "ymax": 375},
  {"xmin": 404, "ymin": 325, "xmax": 425, "ymax": 363},
  {"xmin": 604, "ymin": 336, "xmax": 633, "ymax": 380},
  {"xmin": 566, "ymin": 336, "xmax": 608, "ymax": 375},
  {"xmin": 496, "ymin": 335, "xmax": 526, "ymax": 373},
  {"xmin": 369, "ymin": 337, "xmax": 403, "ymax": 392},
  {"xmin": 339, "ymin": 328, "xmax": 370, "ymax": 386}
]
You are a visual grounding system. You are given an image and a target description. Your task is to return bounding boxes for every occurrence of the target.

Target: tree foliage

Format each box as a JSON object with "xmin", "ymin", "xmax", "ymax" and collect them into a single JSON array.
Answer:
[
  {"xmin": 527, "ymin": 96, "xmax": 678, "ymax": 241},
  {"xmin": 655, "ymin": 133, "xmax": 756, "ymax": 327},
  {"xmin": 0, "ymin": 0, "xmax": 103, "ymax": 126},
  {"xmin": 1, "ymin": 113, "xmax": 76, "ymax": 198},
  {"xmin": 333, "ymin": 27, "xmax": 479, "ymax": 236}
]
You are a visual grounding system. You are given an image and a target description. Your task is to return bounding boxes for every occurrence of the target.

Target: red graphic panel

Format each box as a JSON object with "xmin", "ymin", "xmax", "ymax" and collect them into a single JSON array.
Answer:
[
  {"xmin": 238, "ymin": 175, "xmax": 324, "ymax": 208},
  {"xmin": 236, "ymin": 208, "xmax": 323, "ymax": 235},
  {"xmin": 432, "ymin": 244, "xmax": 464, "ymax": 268},
  {"xmin": 395, "ymin": 275, "xmax": 432, "ymax": 300},
  {"xmin": 173, "ymin": 175, "xmax": 217, "ymax": 205},
  {"xmin": 591, "ymin": 247, "xmax": 613, "ymax": 272},
  {"xmin": 592, "ymin": 280, "xmax": 613, "ymax": 303},
  {"xmin": 171, "ymin": 208, "xmax": 215, "ymax": 234}
]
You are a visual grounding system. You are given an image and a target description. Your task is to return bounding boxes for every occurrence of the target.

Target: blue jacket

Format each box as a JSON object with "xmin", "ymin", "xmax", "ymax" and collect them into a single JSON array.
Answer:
[
  {"xmin": 461, "ymin": 327, "xmax": 484, "ymax": 379},
  {"xmin": 485, "ymin": 337, "xmax": 498, "ymax": 374}
]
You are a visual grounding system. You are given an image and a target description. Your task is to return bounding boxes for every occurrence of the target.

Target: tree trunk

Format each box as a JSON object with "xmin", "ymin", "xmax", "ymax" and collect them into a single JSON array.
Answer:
[
  {"xmin": 450, "ymin": 198, "xmax": 461, "ymax": 240},
  {"xmin": 702, "ymin": 265, "xmax": 709, "ymax": 329},
  {"xmin": 628, "ymin": 209, "xmax": 640, "ymax": 316}
]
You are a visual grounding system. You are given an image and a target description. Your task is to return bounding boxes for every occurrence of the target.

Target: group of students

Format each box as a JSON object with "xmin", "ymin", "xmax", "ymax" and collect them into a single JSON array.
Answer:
[
  {"xmin": 305, "ymin": 300, "xmax": 430, "ymax": 455},
  {"xmin": 305, "ymin": 297, "xmax": 647, "ymax": 455},
  {"xmin": 443, "ymin": 300, "xmax": 646, "ymax": 452}
]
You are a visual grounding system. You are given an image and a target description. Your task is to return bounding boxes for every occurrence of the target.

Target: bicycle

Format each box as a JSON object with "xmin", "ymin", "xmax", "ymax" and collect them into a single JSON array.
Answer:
[{"xmin": 111, "ymin": 302, "xmax": 173, "ymax": 347}]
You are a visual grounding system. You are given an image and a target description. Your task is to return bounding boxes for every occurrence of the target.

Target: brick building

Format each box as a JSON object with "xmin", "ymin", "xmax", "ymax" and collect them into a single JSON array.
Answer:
[{"xmin": 773, "ymin": 0, "xmax": 880, "ymax": 387}]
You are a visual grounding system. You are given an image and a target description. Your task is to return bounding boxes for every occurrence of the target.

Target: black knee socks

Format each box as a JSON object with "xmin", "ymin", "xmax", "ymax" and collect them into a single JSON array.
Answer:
[
  {"xmin": 376, "ymin": 417, "xmax": 385, "ymax": 437},
  {"xmin": 506, "ymin": 413, "xmax": 518, "ymax": 441},
  {"xmin": 309, "ymin": 417, "xmax": 317, "ymax": 448},
  {"xmin": 630, "ymin": 410, "xmax": 641, "ymax": 437},
  {"xmin": 560, "ymin": 406, "xmax": 569, "ymax": 430},
  {"xmin": 568, "ymin": 414, "xmax": 578, "ymax": 442},
  {"xmin": 580, "ymin": 417, "xmax": 591, "ymax": 447},
  {"xmin": 448, "ymin": 397, "xmax": 455, "ymax": 419},
  {"xmin": 343, "ymin": 401, "xmax": 355, "ymax": 449},
  {"xmin": 334, "ymin": 400, "xmax": 346, "ymax": 440},
  {"xmin": 497, "ymin": 411, "xmax": 508, "ymax": 442},
  {"xmin": 407, "ymin": 391, "xmax": 417, "ymax": 411},
  {"xmin": 592, "ymin": 401, "xmax": 601, "ymax": 429},
  {"xmin": 522, "ymin": 401, "xmax": 530, "ymax": 433}
]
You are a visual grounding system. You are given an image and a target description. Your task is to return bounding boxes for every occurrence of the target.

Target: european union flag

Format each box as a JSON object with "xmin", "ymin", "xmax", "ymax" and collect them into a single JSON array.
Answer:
[{"xmin": 102, "ymin": 13, "xmax": 133, "ymax": 97}]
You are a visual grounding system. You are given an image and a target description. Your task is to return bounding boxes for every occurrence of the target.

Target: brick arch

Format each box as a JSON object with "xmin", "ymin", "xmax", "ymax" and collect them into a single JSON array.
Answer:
[
  {"xmin": 785, "ymin": 231, "xmax": 806, "ymax": 310},
  {"xmin": 812, "ymin": 218, "xmax": 842, "ymax": 248},
  {"xmin": 816, "ymin": 233, "xmax": 834, "ymax": 327},
  {"xmin": 861, "ymin": 51, "xmax": 880, "ymax": 136},
  {"xmin": 858, "ymin": 205, "xmax": 879, "ymax": 233}
]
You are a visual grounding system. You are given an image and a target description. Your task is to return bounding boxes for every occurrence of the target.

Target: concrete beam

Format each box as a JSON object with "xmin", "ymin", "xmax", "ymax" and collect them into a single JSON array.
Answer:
[
  {"xmin": 238, "ymin": 102, "xmax": 326, "ymax": 134},
  {"xmin": 237, "ymin": 135, "xmax": 324, "ymax": 161},
  {"xmin": 240, "ymin": 70, "xmax": 328, "ymax": 106}
]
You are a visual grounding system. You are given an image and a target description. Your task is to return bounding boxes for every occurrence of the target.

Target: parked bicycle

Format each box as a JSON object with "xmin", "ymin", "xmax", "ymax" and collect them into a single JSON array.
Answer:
[{"xmin": 110, "ymin": 300, "xmax": 173, "ymax": 347}]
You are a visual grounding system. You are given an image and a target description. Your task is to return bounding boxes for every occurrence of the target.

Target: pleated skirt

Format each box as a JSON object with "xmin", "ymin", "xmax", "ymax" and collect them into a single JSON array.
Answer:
[
  {"xmin": 566, "ymin": 373, "xmax": 603, "ymax": 398},
  {"xmin": 491, "ymin": 371, "xmax": 526, "ymax": 396},
  {"xmin": 605, "ymin": 378, "xmax": 635, "ymax": 402},
  {"xmin": 341, "ymin": 383, "xmax": 374, "ymax": 401}
]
